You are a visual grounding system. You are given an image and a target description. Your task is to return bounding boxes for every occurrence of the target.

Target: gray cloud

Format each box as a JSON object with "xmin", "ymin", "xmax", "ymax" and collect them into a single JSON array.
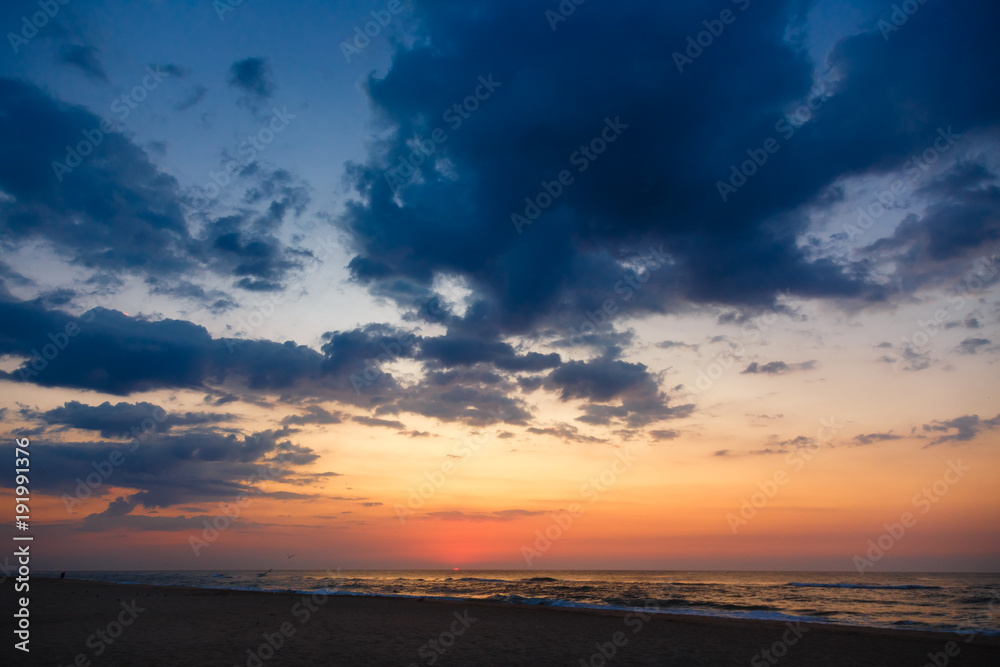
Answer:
[
  {"xmin": 29, "ymin": 400, "xmax": 236, "ymax": 438},
  {"xmin": 420, "ymin": 509, "xmax": 546, "ymax": 523},
  {"xmin": 281, "ymin": 406, "xmax": 343, "ymax": 426},
  {"xmin": 853, "ymin": 432, "xmax": 903, "ymax": 446},
  {"xmin": 741, "ymin": 360, "xmax": 816, "ymax": 375},
  {"xmin": 352, "ymin": 415, "xmax": 406, "ymax": 429},
  {"xmin": 956, "ymin": 337, "xmax": 992, "ymax": 355},
  {"xmin": 922, "ymin": 413, "xmax": 1000, "ymax": 445}
]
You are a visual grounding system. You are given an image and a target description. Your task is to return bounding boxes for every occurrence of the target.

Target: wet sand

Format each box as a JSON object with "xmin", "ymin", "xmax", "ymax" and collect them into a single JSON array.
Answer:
[{"xmin": 3, "ymin": 578, "xmax": 999, "ymax": 666}]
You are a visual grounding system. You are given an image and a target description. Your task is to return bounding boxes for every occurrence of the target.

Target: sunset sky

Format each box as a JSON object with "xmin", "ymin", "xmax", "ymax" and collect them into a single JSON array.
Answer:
[{"xmin": 1, "ymin": 0, "xmax": 998, "ymax": 572}]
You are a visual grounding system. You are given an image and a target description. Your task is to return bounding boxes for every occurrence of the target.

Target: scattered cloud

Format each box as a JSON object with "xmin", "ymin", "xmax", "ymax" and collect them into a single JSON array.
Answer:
[
  {"xmin": 742, "ymin": 360, "xmax": 816, "ymax": 375},
  {"xmin": 956, "ymin": 337, "xmax": 992, "ymax": 355},
  {"xmin": 351, "ymin": 415, "xmax": 406, "ymax": 429},
  {"xmin": 854, "ymin": 432, "xmax": 904, "ymax": 446},
  {"xmin": 656, "ymin": 340, "xmax": 699, "ymax": 352},
  {"xmin": 228, "ymin": 57, "xmax": 275, "ymax": 107},
  {"xmin": 922, "ymin": 413, "xmax": 1000, "ymax": 445},
  {"xmin": 526, "ymin": 423, "xmax": 606, "ymax": 443},
  {"xmin": 878, "ymin": 344, "xmax": 933, "ymax": 372},
  {"xmin": 420, "ymin": 509, "xmax": 545, "ymax": 523},
  {"xmin": 175, "ymin": 85, "xmax": 208, "ymax": 111},
  {"xmin": 28, "ymin": 400, "xmax": 236, "ymax": 438},
  {"xmin": 282, "ymin": 406, "xmax": 343, "ymax": 426},
  {"xmin": 59, "ymin": 45, "xmax": 107, "ymax": 82}
]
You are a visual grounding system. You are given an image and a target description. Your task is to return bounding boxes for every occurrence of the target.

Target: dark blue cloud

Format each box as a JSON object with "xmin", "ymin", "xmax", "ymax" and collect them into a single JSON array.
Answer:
[
  {"xmin": 59, "ymin": 45, "xmax": 108, "ymax": 82},
  {"xmin": 0, "ymin": 77, "xmax": 191, "ymax": 276},
  {"xmin": 228, "ymin": 56, "xmax": 276, "ymax": 104},
  {"xmin": 862, "ymin": 158, "xmax": 1000, "ymax": 291},
  {"xmin": 0, "ymin": 427, "xmax": 330, "ymax": 511},
  {"xmin": 338, "ymin": 0, "xmax": 1000, "ymax": 337},
  {"xmin": 0, "ymin": 297, "xmax": 544, "ymax": 425},
  {"xmin": 28, "ymin": 400, "xmax": 236, "ymax": 438},
  {"xmin": 4, "ymin": 0, "xmax": 999, "ymax": 446},
  {"xmin": 544, "ymin": 355, "xmax": 693, "ymax": 427},
  {"xmin": 0, "ymin": 78, "xmax": 313, "ymax": 299},
  {"xmin": 546, "ymin": 357, "xmax": 654, "ymax": 403},
  {"xmin": 419, "ymin": 335, "xmax": 560, "ymax": 371},
  {"xmin": 175, "ymin": 84, "xmax": 208, "ymax": 111},
  {"xmin": 0, "ymin": 298, "xmax": 377, "ymax": 401}
]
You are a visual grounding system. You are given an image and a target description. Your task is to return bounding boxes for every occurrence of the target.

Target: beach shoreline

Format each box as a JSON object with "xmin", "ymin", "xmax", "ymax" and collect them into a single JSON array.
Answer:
[{"xmin": 4, "ymin": 578, "xmax": 999, "ymax": 666}]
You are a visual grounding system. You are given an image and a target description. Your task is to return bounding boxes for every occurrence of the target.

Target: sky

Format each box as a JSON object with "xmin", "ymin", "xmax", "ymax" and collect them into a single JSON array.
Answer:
[{"xmin": 0, "ymin": 0, "xmax": 998, "ymax": 572}]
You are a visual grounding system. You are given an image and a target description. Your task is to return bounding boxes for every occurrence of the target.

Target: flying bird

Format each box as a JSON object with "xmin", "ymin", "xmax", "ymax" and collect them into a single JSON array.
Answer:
[
  {"xmin": 257, "ymin": 568, "xmax": 272, "ymax": 578},
  {"xmin": 287, "ymin": 554, "xmax": 295, "ymax": 559}
]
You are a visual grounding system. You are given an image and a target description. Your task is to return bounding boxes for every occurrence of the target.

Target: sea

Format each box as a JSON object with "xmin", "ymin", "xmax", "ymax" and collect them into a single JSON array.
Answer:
[{"xmin": 40, "ymin": 570, "xmax": 1000, "ymax": 636}]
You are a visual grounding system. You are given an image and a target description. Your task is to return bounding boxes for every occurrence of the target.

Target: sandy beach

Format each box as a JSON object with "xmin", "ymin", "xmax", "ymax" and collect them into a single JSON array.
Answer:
[{"xmin": 2, "ymin": 579, "xmax": 998, "ymax": 666}]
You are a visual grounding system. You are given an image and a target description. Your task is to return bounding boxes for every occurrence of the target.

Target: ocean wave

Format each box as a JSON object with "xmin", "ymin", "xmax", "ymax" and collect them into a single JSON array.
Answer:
[
  {"xmin": 656, "ymin": 600, "xmax": 781, "ymax": 613},
  {"xmin": 801, "ymin": 610, "xmax": 853, "ymax": 617},
  {"xmin": 787, "ymin": 583, "xmax": 941, "ymax": 590},
  {"xmin": 42, "ymin": 572, "xmax": 1000, "ymax": 636}
]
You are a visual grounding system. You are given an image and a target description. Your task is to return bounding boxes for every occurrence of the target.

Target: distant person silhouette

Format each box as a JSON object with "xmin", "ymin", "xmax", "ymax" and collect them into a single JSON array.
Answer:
[{"xmin": 60, "ymin": 572, "xmax": 66, "ymax": 579}]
